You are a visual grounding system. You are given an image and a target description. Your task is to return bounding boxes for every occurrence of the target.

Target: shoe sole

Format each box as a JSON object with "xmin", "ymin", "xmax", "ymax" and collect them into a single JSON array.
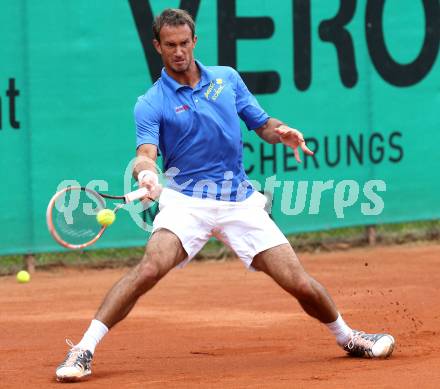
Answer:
[{"xmin": 56, "ymin": 370, "xmax": 91, "ymax": 382}]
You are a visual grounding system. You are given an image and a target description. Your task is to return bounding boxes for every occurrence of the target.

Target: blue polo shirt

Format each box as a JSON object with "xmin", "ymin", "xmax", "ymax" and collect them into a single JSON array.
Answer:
[{"xmin": 134, "ymin": 60, "xmax": 269, "ymax": 201}]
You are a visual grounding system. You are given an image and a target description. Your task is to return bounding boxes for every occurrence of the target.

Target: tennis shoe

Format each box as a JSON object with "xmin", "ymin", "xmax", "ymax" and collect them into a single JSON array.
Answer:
[
  {"xmin": 344, "ymin": 330, "xmax": 395, "ymax": 358},
  {"xmin": 55, "ymin": 339, "xmax": 93, "ymax": 382}
]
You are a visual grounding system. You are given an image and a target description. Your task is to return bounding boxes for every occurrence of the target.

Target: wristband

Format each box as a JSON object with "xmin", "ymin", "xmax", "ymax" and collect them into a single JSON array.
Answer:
[{"xmin": 138, "ymin": 170, "xmax": 159, "ymax": 185}]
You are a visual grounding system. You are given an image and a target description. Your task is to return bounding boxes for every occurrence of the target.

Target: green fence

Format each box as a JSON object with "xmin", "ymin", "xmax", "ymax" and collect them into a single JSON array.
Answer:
[{"xmin": 1, "ymin": 0, "xmax": 439, "ymax": 255}]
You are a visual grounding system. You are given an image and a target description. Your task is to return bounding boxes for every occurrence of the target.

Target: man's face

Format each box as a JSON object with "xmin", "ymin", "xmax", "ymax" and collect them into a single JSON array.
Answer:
[{"xmin": 153, "ymin": 24, "xmax": 197, "ymax": 73}]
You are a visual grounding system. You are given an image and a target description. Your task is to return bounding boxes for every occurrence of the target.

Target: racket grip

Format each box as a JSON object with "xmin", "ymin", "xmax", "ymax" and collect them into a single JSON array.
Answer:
[{"xmin": 125, "ymin": 187, "xmax": 149, "ymax": 203}]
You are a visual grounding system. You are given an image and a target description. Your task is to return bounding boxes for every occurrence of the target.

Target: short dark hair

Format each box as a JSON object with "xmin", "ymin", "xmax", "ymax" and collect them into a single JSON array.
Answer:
[{"xmin": 152, "ymin": 8, "xmax": 195, "ymax": 42}]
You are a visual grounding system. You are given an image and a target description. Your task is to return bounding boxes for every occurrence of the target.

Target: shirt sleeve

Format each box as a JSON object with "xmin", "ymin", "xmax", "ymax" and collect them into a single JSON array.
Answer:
[
  {"xmin": 134, "ymin": 97, "xmax": 161, "ymax": 148},
  {"xmin": 234, "ymin": 70, "xmax": 269, "ymax": 131}
]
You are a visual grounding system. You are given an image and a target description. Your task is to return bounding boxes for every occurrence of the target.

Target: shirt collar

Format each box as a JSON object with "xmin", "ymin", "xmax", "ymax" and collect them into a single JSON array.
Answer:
[{"xmin": 161, "ymin": 60, "xmax": 213, "ymax": 92}]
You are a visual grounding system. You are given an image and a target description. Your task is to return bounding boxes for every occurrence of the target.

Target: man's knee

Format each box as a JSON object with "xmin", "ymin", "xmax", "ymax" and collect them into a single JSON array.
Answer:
[
  {"xmin": 140, "ymin": 261, "xmax": 162, "ymax": 282},
  {"xmin": 132, "ymin": 259, "xmax": 163, "ymax": 294},
  {"xmin": 287, "ymin": 275, "xmax": 317, "ymax": 301}
]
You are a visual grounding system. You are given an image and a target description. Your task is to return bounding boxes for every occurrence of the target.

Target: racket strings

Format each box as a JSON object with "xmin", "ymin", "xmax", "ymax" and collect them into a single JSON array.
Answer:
[
  {"xmin": 51, "ymin": 189, "xmax": 106, "ymax": 246},
  {"xmin": 55, "ymin": 212, "xmax": 98, "ymax": 239}
]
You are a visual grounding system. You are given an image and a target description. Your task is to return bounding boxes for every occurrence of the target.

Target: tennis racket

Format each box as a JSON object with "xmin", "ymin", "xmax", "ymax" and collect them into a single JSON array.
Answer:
[{"xmin": 46, "ymin": 186, "xmax": 151, "ymax": 250}]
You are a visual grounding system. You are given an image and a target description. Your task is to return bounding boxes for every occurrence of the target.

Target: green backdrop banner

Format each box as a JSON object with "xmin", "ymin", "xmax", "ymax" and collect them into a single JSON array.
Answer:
[{"xmin": 1, "ymin": 0, "xmax": 439, "ymax": 255}]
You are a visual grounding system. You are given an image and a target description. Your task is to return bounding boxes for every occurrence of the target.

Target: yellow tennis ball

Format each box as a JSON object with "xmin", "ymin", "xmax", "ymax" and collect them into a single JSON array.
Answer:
[
  {"xmin": 17, "ymin": 270, "xmax": 30, "ymax": 283},
  {"xmin": 96, "ymin": 209, "xmax": 116, "ymax": 226}
]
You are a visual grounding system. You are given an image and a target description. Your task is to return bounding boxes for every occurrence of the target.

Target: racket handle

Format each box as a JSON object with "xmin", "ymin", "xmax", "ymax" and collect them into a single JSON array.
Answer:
[{"xmin": 125, "ymin": 187, "xmax": 149, "ymax": 203}]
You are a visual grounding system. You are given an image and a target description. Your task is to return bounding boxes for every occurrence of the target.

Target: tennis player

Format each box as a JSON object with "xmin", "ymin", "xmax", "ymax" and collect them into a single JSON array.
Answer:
[{"xmin": 55, "ymin": 8, "xmax": 395, "ymax": 381}]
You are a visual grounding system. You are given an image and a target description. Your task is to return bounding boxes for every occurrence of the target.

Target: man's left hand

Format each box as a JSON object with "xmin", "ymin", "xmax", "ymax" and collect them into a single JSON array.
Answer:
[{"xmin": 275, "ymin": 125, "xmax": 314, "ymax": 163}]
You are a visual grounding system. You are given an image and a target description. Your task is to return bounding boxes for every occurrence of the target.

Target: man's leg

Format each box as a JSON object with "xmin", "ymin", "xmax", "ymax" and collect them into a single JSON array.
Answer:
[
  {"xmin": 55, "ymin": 229, "xmax": 187, "ymax": 381},
  {"xmin": 251, "ymin": 243, "xmax": 395, "ymax": 358},
  {"xmin": 251, "ymin": 243, "xmax": 338, "ymax": 323},
  {"xmin": 94, "ymin": 228, "xmax": 187, "ymax": 329}
]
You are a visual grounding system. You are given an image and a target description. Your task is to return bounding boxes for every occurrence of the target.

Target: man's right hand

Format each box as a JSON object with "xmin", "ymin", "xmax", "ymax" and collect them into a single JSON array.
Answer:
[{"xmin": 138, "ymin": 170, "xmax": 162, "ymax": 201}]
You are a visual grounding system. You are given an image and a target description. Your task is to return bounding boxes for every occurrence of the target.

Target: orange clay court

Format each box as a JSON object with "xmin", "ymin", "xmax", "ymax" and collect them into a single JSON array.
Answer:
[{"xmin": 1, "ymin": 243, "xmax": 440, "ymax": 389}]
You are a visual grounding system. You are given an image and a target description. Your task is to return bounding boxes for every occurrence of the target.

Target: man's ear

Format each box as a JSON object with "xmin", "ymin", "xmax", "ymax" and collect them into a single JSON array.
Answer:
[
  {"xmin": 152, "ymin": 39, "xmax": 162, "ymax": 55},
  {"xmin": 193, "ymin": 35, "xmax": 198, "ymax": 48}
]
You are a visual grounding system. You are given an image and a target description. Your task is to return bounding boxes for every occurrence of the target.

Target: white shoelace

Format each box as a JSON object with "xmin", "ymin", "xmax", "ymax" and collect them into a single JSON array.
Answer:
[
  {"xmin": 63, "ymin": 339, "xmax": 85, "ymax": 366},
  {"xmin": 346, "ymin": 331, "xmax": 372, "ymax": 350}
]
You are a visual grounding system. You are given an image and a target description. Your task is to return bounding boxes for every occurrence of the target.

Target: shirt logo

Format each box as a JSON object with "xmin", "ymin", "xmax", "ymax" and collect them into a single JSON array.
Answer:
[
  {"xmin": 204, "ymin": 81, "xmax": 215, "ymax": 99},
  {"xmin": 204, "ymin": 79, "xmax": 225, "ymax": 101},
  {"xmin": 175, "ymin": 104, "xmax": 190, "ymax": 114}
]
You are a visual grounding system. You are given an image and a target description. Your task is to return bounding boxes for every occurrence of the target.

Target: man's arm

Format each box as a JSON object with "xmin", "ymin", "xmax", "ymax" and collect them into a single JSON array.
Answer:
[
  {"xmin": 133, "ymin": 144, "xmax": 162, "ymax": 199},
  {"xmin": 254, "ymin": 118, "xmax": 284, "ymax": 144},
  {"xmin": 255, "ymin": 118, "xmax": 314, "ymax": 163},
  {"xmin": 133, "ymin": 144, "xmax": 158, "ymax": 180}
]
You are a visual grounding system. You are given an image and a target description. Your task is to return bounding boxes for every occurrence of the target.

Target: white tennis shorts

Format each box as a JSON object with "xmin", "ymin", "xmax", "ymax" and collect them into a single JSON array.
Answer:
[{"xmin": 152, "ymin": 188, "xmax": 289, "ymax": 268}]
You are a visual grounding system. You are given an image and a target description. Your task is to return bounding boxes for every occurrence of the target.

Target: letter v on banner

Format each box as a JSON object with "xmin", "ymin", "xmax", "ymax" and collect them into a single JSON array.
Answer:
[{"xmin": 128, "ymin": 0, "xmax": 202, "ymax": 82}]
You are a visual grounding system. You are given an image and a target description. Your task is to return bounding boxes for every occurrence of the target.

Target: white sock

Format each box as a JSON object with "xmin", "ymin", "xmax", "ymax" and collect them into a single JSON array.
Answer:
[
  {"xmin": 325, "ymin": 313, "xmax": 353, "ymax": 346},
  {"xmin": 76, "ymin": 319, "xmax": 109, "ymax": 354}
]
